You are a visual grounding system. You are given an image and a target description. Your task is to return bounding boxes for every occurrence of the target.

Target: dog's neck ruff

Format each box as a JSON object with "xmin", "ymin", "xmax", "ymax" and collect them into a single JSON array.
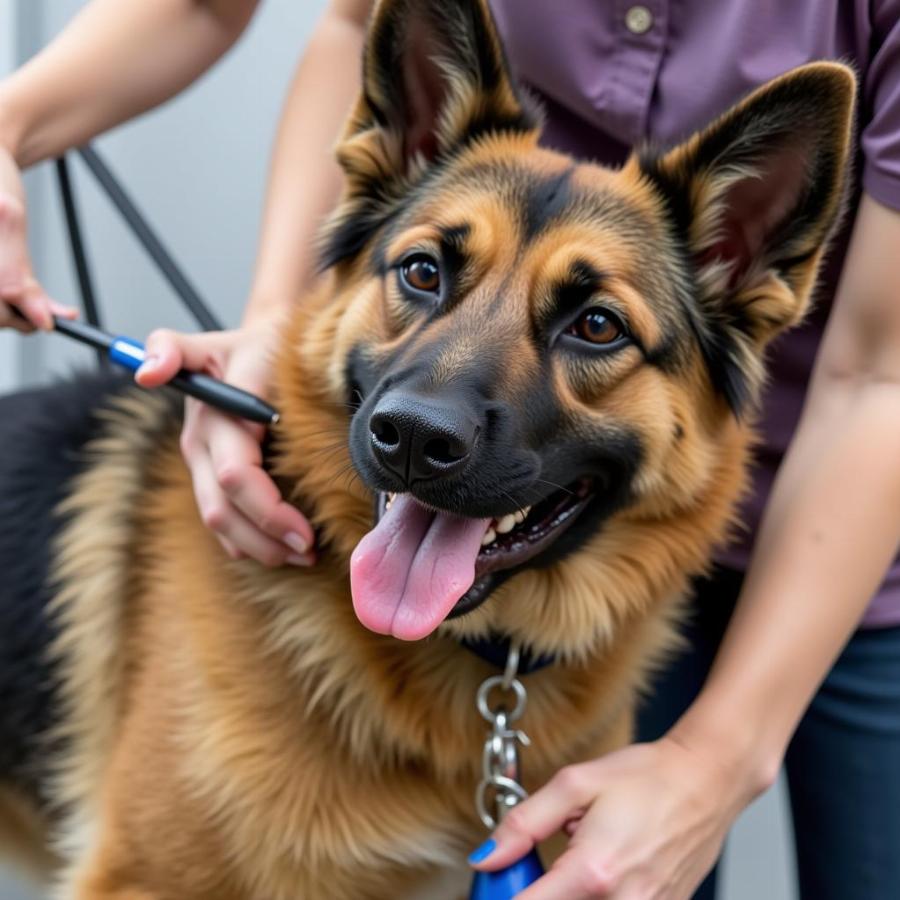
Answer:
[{"xmin": 458, "ymin": 633, "xmax": 556, "ymax": 675}]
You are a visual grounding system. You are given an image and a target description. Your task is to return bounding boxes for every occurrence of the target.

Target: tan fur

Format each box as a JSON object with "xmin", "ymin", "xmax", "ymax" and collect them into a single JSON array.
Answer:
[
  {"xmin": 0, "ymin": 785, "xmax": 56, "ymax": 883},
  {"xmin": 44, "ymin": 419, "xmax": 661, "ymax": 898},
  {"xmin": 0, "ymin": 5, "xmax": 854, "ymax": 894},
  {"xmin": 44, "ymin": 203, "xmax": 748, "ymax": 897},
  {"xmin": 45, "ymin": 393, "xmax": 179, "ymax": 876}
]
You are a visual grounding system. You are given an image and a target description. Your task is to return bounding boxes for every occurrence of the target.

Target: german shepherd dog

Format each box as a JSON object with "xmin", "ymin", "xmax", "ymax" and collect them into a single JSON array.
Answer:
[{"xmin": 0, "ymin": 1, "xmax": 854, "ymax": 897}]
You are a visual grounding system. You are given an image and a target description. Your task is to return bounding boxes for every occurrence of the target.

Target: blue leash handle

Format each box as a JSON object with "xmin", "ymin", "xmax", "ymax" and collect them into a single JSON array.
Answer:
[{"xmin": 469, "ymin": 849, "xmax": 544, "ymax": 898}]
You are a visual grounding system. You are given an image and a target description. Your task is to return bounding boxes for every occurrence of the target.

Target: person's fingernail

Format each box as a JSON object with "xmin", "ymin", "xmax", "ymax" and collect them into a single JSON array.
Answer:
[
  {"xmin": 287, "ymin": 553, "xmax": 314, "ymax": 567},
  {"xmin": 468, "ymin": 839, "xmax": 497, "ymax": 864},
  {"xmin": 285, "ymin": 532, "xmax": 309, "ymax": 554},
  {"xmin": 136, "ymin": 355, "xmax": 160, "ymax": 375}
]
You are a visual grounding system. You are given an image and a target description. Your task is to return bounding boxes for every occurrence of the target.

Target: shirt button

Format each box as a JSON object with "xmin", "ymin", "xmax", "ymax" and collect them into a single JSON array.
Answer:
[{"xmin": 625, "ymin": 5, "xmax": 654, "ymax": 34}]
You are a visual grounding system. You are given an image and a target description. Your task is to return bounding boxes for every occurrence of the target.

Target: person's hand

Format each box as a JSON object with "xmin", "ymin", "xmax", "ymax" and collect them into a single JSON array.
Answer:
[
  {"xmin": 470, "ymin": 732, "xmax": 758, "ymax": 899},
  {"xmin": 135, "ymin": 318, "xmax": 316, "ymax": 567},
  {"xmin": 0, "ymin": 145, "xmax": 77, "ymax": 331}
]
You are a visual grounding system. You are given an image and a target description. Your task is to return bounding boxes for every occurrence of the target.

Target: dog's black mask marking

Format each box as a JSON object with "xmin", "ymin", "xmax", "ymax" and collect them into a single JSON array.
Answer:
[{"xmin": 345, "ymin": 340, "xmax": 644, "ymax": 612}]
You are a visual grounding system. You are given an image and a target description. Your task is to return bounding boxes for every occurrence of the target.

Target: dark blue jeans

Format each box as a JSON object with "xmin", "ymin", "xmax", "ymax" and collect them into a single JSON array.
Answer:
[{"xmin": 636, "ymin": 567, "xmax": 900, "ymax": 899}]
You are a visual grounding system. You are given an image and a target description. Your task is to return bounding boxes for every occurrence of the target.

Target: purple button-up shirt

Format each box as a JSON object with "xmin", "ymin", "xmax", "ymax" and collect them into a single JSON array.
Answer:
[{"xmin": 489, "ymin": 0, "xmax": 900, "ymax": 627}]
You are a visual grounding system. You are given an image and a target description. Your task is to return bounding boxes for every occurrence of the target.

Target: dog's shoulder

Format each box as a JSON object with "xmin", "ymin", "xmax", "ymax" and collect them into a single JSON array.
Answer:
[{"xmin": 0, "ymin": 370, "xmax": 178, "ymax": 797}]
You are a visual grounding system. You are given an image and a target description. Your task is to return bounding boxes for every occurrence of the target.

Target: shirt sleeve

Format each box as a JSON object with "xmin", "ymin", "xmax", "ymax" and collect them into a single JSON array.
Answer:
[{"xmin": 862, "ymin": 0, "xmax": 900, "ymax": 209}]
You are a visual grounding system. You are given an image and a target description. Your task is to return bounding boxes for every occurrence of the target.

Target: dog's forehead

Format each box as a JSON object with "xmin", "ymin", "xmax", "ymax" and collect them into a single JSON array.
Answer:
[
  {"xmin": 377, "ymin": 145, "xmax": 685, "ymax": 332},
  {"xmin": 446, "ymin": 157, "xmax": 647, "ymax": 234},
  {"xmin": 390, "ymin": 145, "xmax": 675, "ymax": 286}
]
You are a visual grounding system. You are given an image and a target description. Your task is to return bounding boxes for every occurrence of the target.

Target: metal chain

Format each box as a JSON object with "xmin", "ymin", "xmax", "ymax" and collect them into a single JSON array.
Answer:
[{"xmin": 474, "ymin": 644, "xmax": 532, "ymax": 830}]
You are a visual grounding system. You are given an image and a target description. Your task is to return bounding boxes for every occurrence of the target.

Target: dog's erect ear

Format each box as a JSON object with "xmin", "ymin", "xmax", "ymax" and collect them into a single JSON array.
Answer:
[
  {"xmin": 638, "ymin": 63, "xmax": 856, "ymax": 414},
  {"xmin": 321, "ymin": 0, "xmax": 539, "ymax": 269},
  {"xmin": 357, "ymin": 0, "xmax": 535, "ymax": 165}
]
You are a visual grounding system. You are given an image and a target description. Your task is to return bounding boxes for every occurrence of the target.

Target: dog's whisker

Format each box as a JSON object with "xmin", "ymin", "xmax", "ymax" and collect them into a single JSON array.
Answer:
[
  {"xmin": 299, "ymin": 428, "xmax": 349, "ymax": 441},
  {"xmin": 522, "ymin": 486, "xmax": 549, "ymax": 505},
  {"xmin": 534, "ymin": 478, "xmax": 574, "ymax": 496},
  {"xmin": 325, "ymin": 460, "xmax": 366, "ymax": 494},
  {"xmin": 330, "ymin": 460, "xmax": 358, "ymax": 479},
  {"xmin": 497, "ymin": 487, "xmax": 524, "ymax": 512},
  {"xmin": 305, "ymin": 437, "xmax": 347, "ymax": 449},
  {"xmin": 303, "ymin": 447, "xmax": 349, "ymax": 464}
]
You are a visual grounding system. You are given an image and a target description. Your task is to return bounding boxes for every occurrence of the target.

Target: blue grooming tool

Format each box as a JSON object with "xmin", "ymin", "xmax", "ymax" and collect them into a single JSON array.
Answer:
[{"xmin": 51, "ymin": 316, "xmax": 279, "ymax": 425}]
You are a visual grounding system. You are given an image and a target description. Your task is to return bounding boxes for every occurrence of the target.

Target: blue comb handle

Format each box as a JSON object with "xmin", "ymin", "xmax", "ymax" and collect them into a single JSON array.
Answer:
[{"xmin": 108, "ymin": 336, "xmax": 146, "ymax": 370}]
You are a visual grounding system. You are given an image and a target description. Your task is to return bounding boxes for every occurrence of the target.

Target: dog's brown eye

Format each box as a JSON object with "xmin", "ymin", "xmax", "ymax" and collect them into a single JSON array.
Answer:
[
  {"xmin": 400, "ymin": 255, "xmax": 441, "ymax": 294},
  {"xmin": 570, "ymin": 309, "xmax": 624, "ymax": 345}
]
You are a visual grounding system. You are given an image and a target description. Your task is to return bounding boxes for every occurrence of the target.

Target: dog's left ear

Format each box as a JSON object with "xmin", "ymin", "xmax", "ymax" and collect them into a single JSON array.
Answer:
[
  {"xmin": 321, "ymin": 0, "xmax": 539, "ymax": 268},
  {"xmin": 638, "ymin": 63, "xmax": 856, "ymax": 413}
]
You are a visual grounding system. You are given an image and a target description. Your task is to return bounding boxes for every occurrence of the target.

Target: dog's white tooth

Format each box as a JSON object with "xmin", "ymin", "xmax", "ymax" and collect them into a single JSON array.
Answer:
[
  {"xmin": 481, "ymin": 528, "xmax": 497, "ymax": 547},
  {"xmin": 514, "ymin": 510, "xmax": 525, "ymax": 524},
  {"xmin": 496, "ymin": 514, "xmax": 516, "ymax": 534}
]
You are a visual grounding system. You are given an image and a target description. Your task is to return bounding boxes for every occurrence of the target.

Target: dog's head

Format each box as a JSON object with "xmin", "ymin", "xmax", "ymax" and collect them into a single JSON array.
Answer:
[{"xmin": 275, "ymin": 0, "xmax": 854, "ymax": 655}]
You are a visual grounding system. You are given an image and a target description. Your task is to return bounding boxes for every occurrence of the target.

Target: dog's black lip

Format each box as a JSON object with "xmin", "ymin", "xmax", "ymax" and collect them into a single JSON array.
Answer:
[
  {"xmin": 446, "ymin": 572, "xmax": 500, "ymax": 619},
  {"xmin": 473, "ymin": 479, "xmax": 593, "ymax": 578},
  {"xmin": 371, "ymin": 478, "xmax": 595, "ymax": 618}
]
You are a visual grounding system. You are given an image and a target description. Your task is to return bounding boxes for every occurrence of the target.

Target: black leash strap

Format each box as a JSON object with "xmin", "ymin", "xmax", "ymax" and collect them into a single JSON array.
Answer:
[
  {"xmin": 55, "ymin": 156, "xmax": 105, "ymax": 364},
  {"xmin": 55, "ymin": 143, "xmax": 223, "ymax": 336}
]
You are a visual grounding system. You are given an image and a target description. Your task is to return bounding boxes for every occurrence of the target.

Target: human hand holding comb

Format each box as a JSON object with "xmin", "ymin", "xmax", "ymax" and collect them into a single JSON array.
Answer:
[
  {"xmin": 0, "ymin": 144, "xmax": 77, "ymax": 331},
  {"xmin": 6, "ymin": 297, "xmax": 315, "ymax": 567},
  {"xmin": 135, "ymin": 320, "xmax": 316, "ymax": 568}
]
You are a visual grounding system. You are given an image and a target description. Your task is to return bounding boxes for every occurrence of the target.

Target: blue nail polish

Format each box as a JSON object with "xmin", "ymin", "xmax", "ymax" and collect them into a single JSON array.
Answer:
[
  {"xmin": 468, "ymin": 838, "xmax": 497, "ymax": 864},
  {"xmin": 469, "ymin": 848, "xmax": 545, "ymax": 899}
]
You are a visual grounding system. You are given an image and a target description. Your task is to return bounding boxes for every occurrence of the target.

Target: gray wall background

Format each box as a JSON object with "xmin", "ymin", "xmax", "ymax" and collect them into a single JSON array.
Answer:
[{"xmin": 1, "ymin": 2, "xmax": 796, "ymax": 898}]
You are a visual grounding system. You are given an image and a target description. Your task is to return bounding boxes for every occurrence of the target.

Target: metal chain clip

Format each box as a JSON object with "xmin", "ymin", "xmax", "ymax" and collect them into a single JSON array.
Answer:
[{"xmin": 474, "ymin": 644, "xmax": 532, "ymax": 830}]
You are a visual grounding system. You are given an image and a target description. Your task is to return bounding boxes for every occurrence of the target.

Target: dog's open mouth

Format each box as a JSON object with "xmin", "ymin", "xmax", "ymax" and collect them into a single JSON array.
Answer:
[{"xmin": 349, "ymin": 478, "xmax": 594, "ymax": 640}]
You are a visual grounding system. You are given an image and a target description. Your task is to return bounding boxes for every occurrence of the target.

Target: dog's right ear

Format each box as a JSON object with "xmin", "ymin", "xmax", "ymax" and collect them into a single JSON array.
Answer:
[{"xmin": 320, "ymin": 0, "xmax": 539, "ymax": 269}]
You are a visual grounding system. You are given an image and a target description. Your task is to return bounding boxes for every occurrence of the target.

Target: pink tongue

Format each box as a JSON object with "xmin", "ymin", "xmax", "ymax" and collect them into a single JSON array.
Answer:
[{"xmin": 350, "ymin": 494, "xmax": 491, "ymax": 641}]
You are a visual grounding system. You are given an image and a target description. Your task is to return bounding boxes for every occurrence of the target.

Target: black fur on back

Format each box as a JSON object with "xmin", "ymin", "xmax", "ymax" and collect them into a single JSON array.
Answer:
[{"xmin": 0, "ymin": 370, "xmax": 132, "ymax": 798}]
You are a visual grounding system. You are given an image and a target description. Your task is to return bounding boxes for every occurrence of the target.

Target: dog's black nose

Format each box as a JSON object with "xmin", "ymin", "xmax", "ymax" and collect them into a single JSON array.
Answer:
[{"xmin": 369, "ymin": 392, "xmax": 477, "ymax": 484}]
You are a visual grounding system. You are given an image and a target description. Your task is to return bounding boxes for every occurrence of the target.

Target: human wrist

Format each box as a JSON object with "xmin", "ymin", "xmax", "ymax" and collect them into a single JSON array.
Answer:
[
  {"xmin": 0, "ymin": 76, "xmax": 41, "ymax": 168},
  {"xmin": 0, "ymin": 86, "xmax": 25, "ymax": 164},
  {"xmin": 241, "ymin": 290, "xmax": 297, "ymax": 330},
  {"xmin": 668, "ymin": 694, "xmax": 783, "ymax": 806}
]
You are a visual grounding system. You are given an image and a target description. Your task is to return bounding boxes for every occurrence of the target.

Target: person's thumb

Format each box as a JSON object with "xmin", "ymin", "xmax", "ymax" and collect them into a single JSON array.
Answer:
[
  {"xmin": 135, "ymin": 328, "xmax": 230, "ymax": 387},
  {"xmin": 469, "ymin": 763, "xmax": 601, "ymax": 871}
]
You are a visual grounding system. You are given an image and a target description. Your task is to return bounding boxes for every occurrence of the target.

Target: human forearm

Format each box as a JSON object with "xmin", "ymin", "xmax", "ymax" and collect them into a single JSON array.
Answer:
[
  {"xmin": 676, "ymin": 194, "xmax": 900, "ymax": 795},
  {"xmin": 243, "ymin": 0, "xmax": 370, "ymax": 322},
  {"xmin": 0, "ymin": 0, "xmax": 259, "ymax": 168},
  {"xmin": 678, "ymin": 378, "xmax": 900, "ymax": 791}
]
